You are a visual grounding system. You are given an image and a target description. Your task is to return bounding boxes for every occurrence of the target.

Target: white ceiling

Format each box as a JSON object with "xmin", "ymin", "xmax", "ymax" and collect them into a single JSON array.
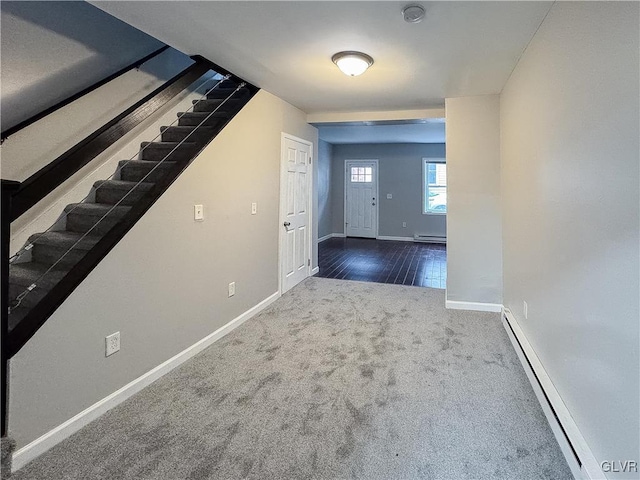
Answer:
[{"xmin": 92, "ymin": 1, "xmax": 552, "ymax": 116}]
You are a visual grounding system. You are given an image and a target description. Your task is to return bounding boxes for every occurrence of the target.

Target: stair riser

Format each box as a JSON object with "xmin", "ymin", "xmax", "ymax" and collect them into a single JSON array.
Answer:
[
  {"xmin": 8, "ymin": 265, "xmax": 68, "ymax": 291},
  {"xmin": 32, "ymin": 245, "xmax": 89, "ymax": 269},
  {"xmin": 217, "ymin": 80, "xmax": 238, "ymax": 89},
  {"xmin": 177, "ymin": 116, "xmax": 226, "ymax": 128},
  {"xmin": 193, "ymin": 100, "xmax": 245, "ymax": 113},
  {"xmin": 66, "ymin": 212, "xmax": 126, "ymax": 235},
  {"xmin": 206, "ymin": 88, "xmax": 250, "ymax": 100},
  {"xmin": 140, "ymin": 146, "xmax": 198, "ymax": 162},
  {"xmin": 120, "ymin": 163, "xmax": 175, "ymax": 183},
  {"xmin": 95, "ymin": 186, "xmax": 152, "ymax": 206},
  {"xmin": 160, "ymin": 128, "xmax": 214, "ymax": 144}
]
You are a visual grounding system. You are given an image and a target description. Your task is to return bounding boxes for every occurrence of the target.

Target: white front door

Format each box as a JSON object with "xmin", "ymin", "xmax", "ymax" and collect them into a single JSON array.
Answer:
[
  {"xmin": 345, "ymin": 160, "xmax": 378, "ymax": 238},
  {"xmin": 280, "ymin": 135, "xmax": 312, "ymax": 293}
]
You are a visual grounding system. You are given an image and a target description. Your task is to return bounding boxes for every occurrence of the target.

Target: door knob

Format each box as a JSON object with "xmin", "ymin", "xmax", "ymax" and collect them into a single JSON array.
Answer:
[
  {"xmin": 372, "ymin": 202, "xmax": 376, "ymax": 206},
  {"xmin": 284, "ymin": 221, "xmax": 291, "ymax": 227}
]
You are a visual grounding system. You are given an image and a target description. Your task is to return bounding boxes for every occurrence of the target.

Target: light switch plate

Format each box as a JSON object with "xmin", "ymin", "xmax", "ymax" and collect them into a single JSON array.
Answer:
[
  {"xmin": 228, "ymin": 282, "xmax": 236, "ymax": 297},
  {"xmin": 194, "ymin": 204, "xmax": 204, "ymax": 221},
  {"xmin": 251, "ymin": 202, "xmax": 257, "ymax": 215}
]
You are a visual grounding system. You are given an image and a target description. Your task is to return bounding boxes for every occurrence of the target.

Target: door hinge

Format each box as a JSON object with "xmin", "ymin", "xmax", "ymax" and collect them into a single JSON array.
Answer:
[{"xmin": 308, "ymin": 259, "xmax": 311, "ymax": 266}]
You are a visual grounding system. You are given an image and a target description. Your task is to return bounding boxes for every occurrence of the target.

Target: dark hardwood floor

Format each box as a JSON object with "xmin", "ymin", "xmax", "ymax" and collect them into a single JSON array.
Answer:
[{"xmin": 317, "ymin": 237, "xmax": 446, "ymax": 289}]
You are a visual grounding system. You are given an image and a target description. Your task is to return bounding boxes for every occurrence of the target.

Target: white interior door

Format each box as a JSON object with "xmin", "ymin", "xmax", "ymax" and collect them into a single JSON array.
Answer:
[
  {"xmin": 345, "ymin": 160, "xmax": 378, "ymax": 238},
  {"xmin": 280, "ymin": 135, "xmax": 312, "ymax": 293}
]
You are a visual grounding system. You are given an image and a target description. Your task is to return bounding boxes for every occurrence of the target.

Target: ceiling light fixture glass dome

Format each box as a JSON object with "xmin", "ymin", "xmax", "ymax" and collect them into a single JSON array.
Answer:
[{"xmin": 332, "ymin": 51, "xmax": 374, "ymax": 77}]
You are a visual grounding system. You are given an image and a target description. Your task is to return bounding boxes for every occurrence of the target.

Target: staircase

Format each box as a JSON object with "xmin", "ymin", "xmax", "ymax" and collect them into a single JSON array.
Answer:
[{"xmin": 7, "ymin": 79, "xmax": 251, "ymax": 332}]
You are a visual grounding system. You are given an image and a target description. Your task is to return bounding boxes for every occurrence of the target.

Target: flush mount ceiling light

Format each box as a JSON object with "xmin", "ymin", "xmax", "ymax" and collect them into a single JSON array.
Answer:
[
  {"xmin": 402, "ymin": 4, "xmax": 425, "ymax": 23},
  {"xmin": 332, "ymin": 51, "xmax": 374, "ymax": 77}
]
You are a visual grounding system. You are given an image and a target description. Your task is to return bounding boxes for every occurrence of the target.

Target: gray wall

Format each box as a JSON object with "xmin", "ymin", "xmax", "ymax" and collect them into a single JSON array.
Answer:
[
  {"xmin": 501, "ymin": 2, "xmax": 639, "ymax": 476},
  {"xmin": 0, "ymin": 1, "xmax": 164, "ymax": 131},
  {"xmin": 317, "ymin": 140, "xmax": 334, "ymax": 239},
  {"xmin": 330, "ymin": 143, "xmax": 446, "ymax": 239},
  {"xmin": 9, "ymin": 90, "xmax": 319, "ymax": 449},
  {"xmin": 445, "ymin": 95, "xmax": 502, "ymax": 306}
]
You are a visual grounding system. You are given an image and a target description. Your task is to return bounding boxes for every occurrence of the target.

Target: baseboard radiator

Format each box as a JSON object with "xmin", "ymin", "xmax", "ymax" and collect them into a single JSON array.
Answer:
[{"xmin": 413, "ymin": 234, "xmax": 446, "ymax": 244}]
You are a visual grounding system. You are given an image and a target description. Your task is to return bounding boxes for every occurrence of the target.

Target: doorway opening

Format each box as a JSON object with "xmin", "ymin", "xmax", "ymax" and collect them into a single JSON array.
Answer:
[
  {"xmin": 314, "ymin": 117, "xmax": 447, "ymax": 289},
  {"xmin": 344, "ymin": 160, "xmax": 378, "ymax": 238}
]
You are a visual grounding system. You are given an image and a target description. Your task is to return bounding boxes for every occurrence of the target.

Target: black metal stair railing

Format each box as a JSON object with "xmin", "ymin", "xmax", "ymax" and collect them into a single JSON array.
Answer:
[{"xmin": 0, "ymin": 55, "xmax": 258, "ymax": 437}]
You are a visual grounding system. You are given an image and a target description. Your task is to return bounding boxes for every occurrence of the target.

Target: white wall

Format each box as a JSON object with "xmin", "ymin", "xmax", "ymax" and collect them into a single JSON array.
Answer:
[
  {"xmin": 9, "ymin": 90, "xmax": 318, "ymax": 449},
  {"xmin": 501, "ymin": 3, "xmax": 639, "ymax": 477},
  {"xmin": 0, "ymin": 1, "xmax": 164, "ymax": 132},
  {"xmin": 445, "ymin": 95, "xmax": 502, "ymax": 307}
]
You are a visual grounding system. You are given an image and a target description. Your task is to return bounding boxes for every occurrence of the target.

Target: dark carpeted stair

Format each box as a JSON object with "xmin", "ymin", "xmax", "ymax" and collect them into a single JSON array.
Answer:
[
  {"xmin": 177, "ymin": 111, "xmax": 230, "ymax": 128},
  {"xmin": 94, "ymin": 180, "xmax": 154, "ymax": 206},
  {"xmin": 192, "ymin": 98, "xmax": 246, "ymax": 113},
  {"xmin": 160, "ymin": 126, "xmax": 217, "ymax": 144},
  {"xmin": 119, "ymin": 160, "xmax": 177, "ymax": 183},
  {"xmin": 139, "ymin": 141, "xmax": 199, "ymax": 162},
  {"xmin": 7, "ymin": 78, "xmax": 250, "ymax": 331}
]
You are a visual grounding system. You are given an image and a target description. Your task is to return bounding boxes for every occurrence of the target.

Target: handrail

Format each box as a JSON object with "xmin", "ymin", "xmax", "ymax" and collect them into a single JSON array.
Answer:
[
  {"xmin": 7, "ymin": 59, "xmax": 212, "ymax": 223},
  {"xmin": 0, "ymin": 45, "xmax": 170, "ymax": 141}
]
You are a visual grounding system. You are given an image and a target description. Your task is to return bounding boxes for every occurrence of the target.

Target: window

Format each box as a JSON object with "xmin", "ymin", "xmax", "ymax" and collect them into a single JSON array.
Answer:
[
  {"xmin": 350, "ymin": 166, "xmax": 373, "ymax": 183},
  {"xmin": 423, "ymin": 160, "xmax": 447, "ymax": 214}
]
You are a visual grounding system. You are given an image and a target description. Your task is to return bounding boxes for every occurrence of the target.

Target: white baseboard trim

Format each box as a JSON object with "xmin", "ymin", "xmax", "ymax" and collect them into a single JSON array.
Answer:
[
  {"xmin": 445, "ymin": 299, "xmax": 502, "ymax": 312},
  {"xmin": 310, "ymin": 266, "xmax": 319, "ymax": 275},
  {"xmin": 376, "ymin": 235, "xmax": 413, "ymax": 242},
  {"xmin": 502, "ymin": 308, "xmax": 603, "ymax": 480},
  {"xmin": 318, "ymin": 233, "xmax": 345, "ymax": 242},
  {"xmin": 12, "ymin": 290, "xmax": 281, "ymax": 472}
]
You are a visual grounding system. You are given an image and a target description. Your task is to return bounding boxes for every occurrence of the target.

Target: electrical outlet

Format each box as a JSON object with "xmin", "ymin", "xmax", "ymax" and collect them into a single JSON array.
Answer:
[
  {"xmin": 387, "ymin": 194, "xmax": 393, "ymax": 199},
  {"xmin": 523, "ymin": 301, "xmax": 528, "ymax": 319},
  {"xmin": 402, "ymin": 222, "xmax": 407, "ymax": 228},
  {"xmin": 228, "ymin": 282, "xmax": 236, "ymax": 297},
  {"xmin": 105, "ymin": 332, "xmax": 120, "ymax": 357},
  {"xmin": 194, "ymin": 204, "xmax": 204, "ymax": 221},
  {"xmin": 251, "ymin": 202, "xmax": 257, "ymax": 215}
]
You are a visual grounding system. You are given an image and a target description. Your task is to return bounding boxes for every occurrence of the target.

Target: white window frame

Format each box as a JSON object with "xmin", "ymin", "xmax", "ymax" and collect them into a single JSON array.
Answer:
[{"xmin": 422, "ymin": 158, "xmax": 447, "ymax": 215}]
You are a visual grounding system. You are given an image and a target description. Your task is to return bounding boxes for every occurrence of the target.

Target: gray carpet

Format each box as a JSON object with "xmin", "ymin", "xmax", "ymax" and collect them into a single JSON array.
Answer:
[{"xmin": 12, "ymin": 278, "xmax": 572, "ymax": 479}]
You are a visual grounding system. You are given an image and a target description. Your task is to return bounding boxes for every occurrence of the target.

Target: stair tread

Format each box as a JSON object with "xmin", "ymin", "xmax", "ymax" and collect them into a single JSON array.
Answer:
[
  {"xmin": 160, "ymin": 125, "xmax": 216, "ymax": 131},
  {"xmin": 120, "ymin": 159, "xmax": 177, "ymax": 165},
  {"xmin": 119, "ymin": 160, "xmax": 178, "ymax": 170},
  {"xmin": 177, "ymin": 111, "xmax": 230, "ymax": 117},
  {"xmin": 63, "ymin": 202, "xmax": 131, "ymax": 215},
  {"xmin": 140, "ymin": 141, "xmax": 198, "ymax": 147},
  {"xmin": 9, "ymin": 262, "xmax": 69, "ymax": 287},
  {"xmin": 193, "ymin": 98, "xmax": 246, "ymax": 104},
  {"xmin": 28, "ymin": 231, "xmax": 102, "ymax": 250},
  {"xmin": 93, "ymin": 179, "xmax": 154, "ymax": 191}
]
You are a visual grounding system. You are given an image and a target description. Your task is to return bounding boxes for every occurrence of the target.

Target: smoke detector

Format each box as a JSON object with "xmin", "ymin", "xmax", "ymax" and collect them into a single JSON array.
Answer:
[{"xmin": 402, "ymin": 4, "xmax": 425, "ymax": 23}]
